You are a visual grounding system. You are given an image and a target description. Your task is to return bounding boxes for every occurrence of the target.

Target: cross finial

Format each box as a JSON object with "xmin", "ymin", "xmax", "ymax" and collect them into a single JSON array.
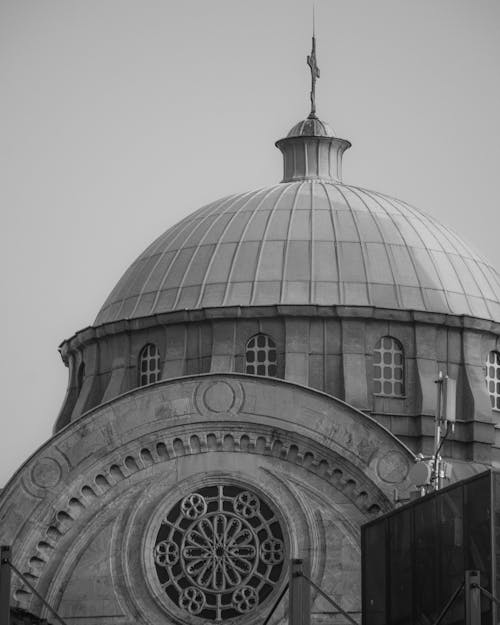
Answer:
[{"xmin": 307, "ymin": 14, "xmax": 320, "ymax": 119}]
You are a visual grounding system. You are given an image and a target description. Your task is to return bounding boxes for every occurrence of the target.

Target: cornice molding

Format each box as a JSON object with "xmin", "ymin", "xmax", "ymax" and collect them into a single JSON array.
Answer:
[{"xmin": 59, "ymin": 304, "xmax": 500, "ymax": 361}]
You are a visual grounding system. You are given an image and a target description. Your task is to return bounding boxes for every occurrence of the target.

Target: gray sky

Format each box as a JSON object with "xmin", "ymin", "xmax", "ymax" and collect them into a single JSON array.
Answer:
[{"xmin": 1, "ymin": 0, "xmax": 499, "ymax": 486}]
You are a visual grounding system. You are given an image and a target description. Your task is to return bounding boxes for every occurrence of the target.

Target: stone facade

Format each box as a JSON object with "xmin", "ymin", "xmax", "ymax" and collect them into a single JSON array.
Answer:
[
  {"xmin": 56, "ymin": 306, "xmax": 500, "ymax": 463},
  {"xmin": 1, "ymin": 375, "xmax": 414, "ymax": 623}
]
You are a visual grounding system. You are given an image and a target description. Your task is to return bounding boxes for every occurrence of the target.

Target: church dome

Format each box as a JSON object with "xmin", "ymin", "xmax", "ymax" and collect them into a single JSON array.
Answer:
[
  {"xmin": 54, "ymin": 35, "xmax": 500, "ymax": 473},
  {"xmin": 92, "ymin": 33, "xmax": 500, "ymax": 329},
  {"xmin": 95, "ymin": 177, "xmax": 500, "ymax": 325}
]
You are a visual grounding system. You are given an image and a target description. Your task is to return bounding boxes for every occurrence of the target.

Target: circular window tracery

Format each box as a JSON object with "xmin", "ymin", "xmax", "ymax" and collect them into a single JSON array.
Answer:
[{"xmin": 153, "ymin": 484, "xmax": 286, "ymax": 621}]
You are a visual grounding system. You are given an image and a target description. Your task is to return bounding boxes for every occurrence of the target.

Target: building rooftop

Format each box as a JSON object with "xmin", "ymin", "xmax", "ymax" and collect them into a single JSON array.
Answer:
[{"xmin": 95, "ymin": 179, "xmax": 500, "ymax": 325}]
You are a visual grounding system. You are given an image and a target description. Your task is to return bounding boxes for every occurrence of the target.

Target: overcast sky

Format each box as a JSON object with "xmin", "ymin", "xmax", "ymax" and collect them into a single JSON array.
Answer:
[{"xmin": 1, "ymin": 0, "xmax": 499, "ymax": 486}]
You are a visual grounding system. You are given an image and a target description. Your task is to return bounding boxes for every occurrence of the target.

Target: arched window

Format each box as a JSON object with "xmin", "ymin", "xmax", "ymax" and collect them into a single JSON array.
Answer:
[
  {"xmin": 139, "ymin": 343, "xmax": 161, "ymax": 386},
  {"xmin": 245, "ymin": 334, "xmax": 277, "ymax": 377},
  {"xmin": 373, "ymin": 336, "xmax": 405, "ymax": 397},
  {"xmin": 486, "ymin": 351, "xmax": 500, "ymax": 411}
]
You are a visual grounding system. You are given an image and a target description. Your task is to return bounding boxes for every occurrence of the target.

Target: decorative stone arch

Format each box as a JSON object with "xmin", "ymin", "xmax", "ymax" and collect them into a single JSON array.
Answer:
[{"xmin": 0, "ymin": 373, "xmax": 415, "ymax": 624}]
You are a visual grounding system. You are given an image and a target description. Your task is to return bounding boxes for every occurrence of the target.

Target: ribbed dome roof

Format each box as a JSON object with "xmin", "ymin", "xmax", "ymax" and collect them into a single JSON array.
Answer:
[
  {"xmin": 287, "ymin": 116, "xmax": 335, "ymax": 137},
  {"xmin": 95, "ymin": 180, "xmax": 500, "ymax": 325}
]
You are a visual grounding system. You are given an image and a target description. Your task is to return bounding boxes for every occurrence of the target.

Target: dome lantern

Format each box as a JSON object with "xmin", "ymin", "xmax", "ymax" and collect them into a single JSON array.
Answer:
[
  {"xmin": 275, "ymin": 119, "xmax": 351, "ymax": 183},
  {"xmin": 275, "ymin": 33, "xmax": 351, "ymax": 183}
]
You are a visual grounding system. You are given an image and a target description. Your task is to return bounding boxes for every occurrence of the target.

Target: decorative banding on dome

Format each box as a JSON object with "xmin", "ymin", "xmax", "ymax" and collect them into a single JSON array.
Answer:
[{"xmin": 95, "ymin": 181, "xmax": 500, "ymax": 325}]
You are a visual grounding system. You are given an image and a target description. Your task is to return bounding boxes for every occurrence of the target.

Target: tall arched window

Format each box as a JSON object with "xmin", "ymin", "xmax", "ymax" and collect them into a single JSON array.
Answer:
[
  {"xmin": 486, "ymin": 351, "xmax": 500, "ymax": 411},
  {"xmin": 373, "ymin": 336, "xmax": 405, "ymax": 397},
  {"xmin": 139, "ymin": 343, "xmax": 161, "ymax": 386},
  {"xmin": 245, "ymin": 334, "xmax": 277, "ymax": 377}
]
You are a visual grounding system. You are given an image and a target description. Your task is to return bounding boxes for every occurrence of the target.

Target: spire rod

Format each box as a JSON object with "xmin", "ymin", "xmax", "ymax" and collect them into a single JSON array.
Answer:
[{"xmin": 307, "ymin": 6, "xmax": 320, "ymax": 119}]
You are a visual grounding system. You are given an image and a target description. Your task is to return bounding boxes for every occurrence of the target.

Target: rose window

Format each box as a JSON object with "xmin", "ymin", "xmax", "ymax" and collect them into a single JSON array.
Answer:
[{"xmin": 153, "ymin": 484, "xmax": 286, "ymax": 621}]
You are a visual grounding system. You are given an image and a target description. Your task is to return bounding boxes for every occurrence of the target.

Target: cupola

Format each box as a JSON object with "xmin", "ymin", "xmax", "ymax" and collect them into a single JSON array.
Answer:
[
  {"xmin": 275, "ymin": 115, "xmax": 351, "ymax": 183},
  {"xmin": 275, "ymin": 35, "xmax": 351, "ymax": 182}
]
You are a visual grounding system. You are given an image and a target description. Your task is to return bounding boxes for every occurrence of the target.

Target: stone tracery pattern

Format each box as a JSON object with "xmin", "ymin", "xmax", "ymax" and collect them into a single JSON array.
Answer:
[{"xmin": 153, "ymin": 485, "xmax": 286, "ymax": 621}]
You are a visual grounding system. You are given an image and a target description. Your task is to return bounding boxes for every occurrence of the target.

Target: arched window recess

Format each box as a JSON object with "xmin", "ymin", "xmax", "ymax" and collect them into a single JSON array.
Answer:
[
  {"xmin": 373, "ymin": 336, "xmax": 405, "ymax": 398},
  {"xmin": 139, "ymin": 343, "xmax": 161, "ymax": 387},
  {"xmin": 486, "ymin": 351, "xmax": 500, "ymax": 411},
  {"xmin": 245, "ymin": 334, "xmax": 277, "ymax": 377}
]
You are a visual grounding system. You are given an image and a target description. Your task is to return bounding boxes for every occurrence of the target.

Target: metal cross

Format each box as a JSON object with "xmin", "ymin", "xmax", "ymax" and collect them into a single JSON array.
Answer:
[{"xmin": 307, "ymin": 35, "xmax": 320, "ymax": 118}]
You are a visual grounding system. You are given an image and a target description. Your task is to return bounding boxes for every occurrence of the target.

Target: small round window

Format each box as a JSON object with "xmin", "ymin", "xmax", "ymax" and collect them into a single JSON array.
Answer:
[{"xmin": 153, "ymin": 484, "xmax": 286, "ymax": 621}]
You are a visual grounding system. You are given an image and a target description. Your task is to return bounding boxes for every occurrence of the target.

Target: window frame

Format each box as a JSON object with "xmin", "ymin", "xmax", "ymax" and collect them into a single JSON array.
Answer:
[
  {"xmin": 245, "ymin": 333, "xmax": 278, "ymax": 378},
  {"xmin": 138, "ymin": 343, "xmax": 161, "ymax": 387},
  {"xmin": 485, "ymin": 350, "xmax": 500, "ymax": 412},
  {"xmin": 373, "ymin": 336, "xmax": 405, "ymax": 398}
]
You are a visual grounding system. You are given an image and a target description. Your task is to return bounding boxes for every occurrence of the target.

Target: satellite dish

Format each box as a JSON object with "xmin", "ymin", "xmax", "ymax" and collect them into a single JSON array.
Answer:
[{"xmin": 408, "ymin": 461, "xmax": 432, "ymax": 487}]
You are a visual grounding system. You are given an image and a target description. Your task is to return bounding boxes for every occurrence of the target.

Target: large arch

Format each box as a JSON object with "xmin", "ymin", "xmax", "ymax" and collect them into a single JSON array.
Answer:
[{"xmin": 0, "ymin": 374, "xmax": 415, "ymax": 624}]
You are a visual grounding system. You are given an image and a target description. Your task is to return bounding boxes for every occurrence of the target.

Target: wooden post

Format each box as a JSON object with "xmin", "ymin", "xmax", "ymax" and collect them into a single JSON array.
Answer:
[
  {"xmin": 289, "ymin": 559, "xmax": 310, "ymax": 625},
  {"xmin": 0, "ymin": 546, "xmax": 11, "ymax": 625},
  {"xmin": 465, "ymin": 570, "xmax": 481, "ymax": 625}
]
